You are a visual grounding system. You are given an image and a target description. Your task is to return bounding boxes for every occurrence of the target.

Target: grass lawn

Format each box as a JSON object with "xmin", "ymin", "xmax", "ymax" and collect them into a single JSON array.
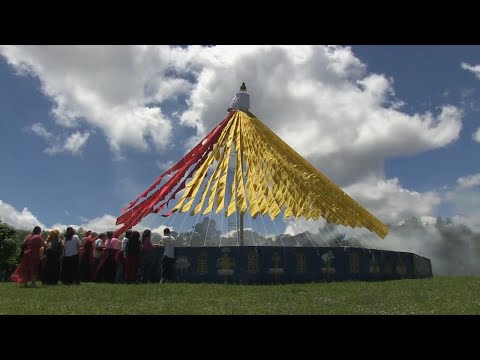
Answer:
[{"xmin": 0, "ymin": 276, "xmax": 478, "ymax": 315}]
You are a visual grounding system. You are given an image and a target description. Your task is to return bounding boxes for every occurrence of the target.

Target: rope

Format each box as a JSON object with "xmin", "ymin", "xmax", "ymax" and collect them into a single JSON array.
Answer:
[
  {"xmin": 289, "ymin": 220, "xmax": 301, "ymax": 246},
  {"xmin": 220, "ymin": 207, "xmax": 225, "ymax": 247},
  {"xmin": 260, "ymin": 215, "xmax": 271, "ymax": 246},
  {"xmin": 236, "ymin": 212, "xmax": 240, "ymax": 247},
  {"xmin": 273, "ymin": 218, "xmax": 285, "ymax": 247},
  {"xmin": 247, "ymin": 211, "xmax": 256, "ymax": 247},
  {"xmin": 304, "ymin": 229, "xmax": 320, "ymax": 255},
  {"xmin": 175, "ymin": 209, "xmax": 189, "ymax": 246},
  {"xmin": 270, "ymin": 215, "xmax": 287, "ymax": 276},
  {"xmin": 203, "ymin": 217, "xmax": 211, "ymax": 247},
  {"xmin": 165, "ymin": 203, "xmax": 181, "ymax": 229},
  {"xmin": 336, "ymin": 225, "xmax": 359, "ymax": 249},
  {"xmin": 324, "ymin": 223, "xmax": 346, "ymax": 249},
  {"xmin": 188, "ymin": 210, "xmax": 203, "ymax": 247},
  {"xmin": 316, "ymin": 227, "xmax": 331, "ymax": 247},
  {"xmin": 345, "ymin": 229, "xmax": 372, "ymax": 253},
  {"xmin": 366, "ymin": 236, "xmax": 378, "ymax": 250}
]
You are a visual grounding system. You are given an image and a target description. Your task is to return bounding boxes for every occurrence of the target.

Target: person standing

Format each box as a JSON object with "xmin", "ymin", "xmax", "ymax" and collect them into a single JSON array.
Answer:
[
  {"xmin": 160, "ymin": 228, "xmax": 176, "ymax": 283},
  {"xmin": 140, "ymin": 229, "xmax": 154, "ymax": 283},
  {"xmin": 97, "ymin": 231, "xmax": 120, "ymax": 283},
  {"xmin": 124, "ymin": 231, "xmax": 142, "ymax": 284},
  {"xmin": 10, "ymin": 226, "xmax": 46, "ymax": 287},
  {"xmin": 116, "ymin": 229, "xmax": 131, "ymax": 283},
  {"xmin": 79, "ymin": 230, "xmax": 95, "ymax": 282},
  {"xmin": 41, "ymin": 229, "xmax": 63, "ymax": 285},
  {"xmin": 92, "ymin": 233, "xmax": 105, "ymax": 281},
  {"xmin": 61, "ymin": 227, "xmax": 81, "ymax": 285}
]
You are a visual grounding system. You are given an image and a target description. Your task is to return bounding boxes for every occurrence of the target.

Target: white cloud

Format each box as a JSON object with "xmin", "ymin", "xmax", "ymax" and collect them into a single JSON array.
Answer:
[
  {"xmin": 156, "ymin": 160, "xmax": 175, "ymax": 171},
  {"xmin": 219, "ymin": 227, "xmax": 275, "ymax": 239},
  {"xmin": 451, "ymin": 214, "xmax": 480, "ymax": 233},
  {"xmin": 461, "ymin": 64, "xmax": 480, "ymax": 140},
  {"xmin": 30, "ymin": 122, "xmax": 53, "ymax": 140},
  {"xmin": 461, "ymin": 62, "xmax": 480, "ymax": 79},
  {"xmin": 473, "ymin": 128, "xmax": 480, "ymax": 143},
  {"xmin": 50, "ymin": 214, "xmax": 177, "ymax": 236},
  {"xmin": 285, "ymin": 218, "xmax": 326, "ymax": 236},
  {"xmin": 151, "ymin": 45, "xmax": 462, "ymax": 233},
  {"xmin": 445, "ymin": 187, "xmax": 480, "ymax": 215},
  {"xmin": 0, "ymin": 202, "xmax": 116, "ymax": 234},
  {"xmin": 0, "ymin": 45, "xmax": 462, "ymax": 169},
  {"xmin": 63, "ymin": 131, "xmax": 90, "ymax": 154},
  {"xmin": 45, "ymin": 131, "xmax": 90, "ymax": 155},
  {"xmin": 29, "ymin": 123, "xmax": 90, "ymax": 156},
  {"xmin": 0, "ymin": 45, "xmax": 466, "ymax": 231},
  {"xmin": 283, "ymin": 176, "xmax": 441, "ymax": 237},
  {"xmin": 51, "ymin": 214, "xmax": 117, "ymax": 234},
  {"xmin": 177, "ymin": 45, "xmax": 462, "ymax": 187},
  {"xmin": 79, "ymin": 214, "xmax": 117, "ymax": 233},
  {"xmin": 457, "ymin": 173, "xmax": 480, "ymax": 189},
  {"xmin": 425, "ymin": 184, "xmax": 480, "ymax": 233},
  {"xmin": 0, "ymin": 200, "xmax": 45, "ymax": 230},
  {"xmin": 149, "ymin": 225, "xmax": 170, "ymax": 236},
  {"xmin": 419, "ymin": 216, "xmax": 437, "ymax": 226},
  {"xmin": 342, "ymin": 176, "xmax": 442, "ymax": 226},
  {"xmin": 0, "ymin": 45, "xmax": 182, "ymax": 157}
]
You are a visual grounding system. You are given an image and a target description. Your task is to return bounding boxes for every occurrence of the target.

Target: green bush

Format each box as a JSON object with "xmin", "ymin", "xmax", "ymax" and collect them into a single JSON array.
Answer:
[{"xmin": 0, "ymin": 223, "xmax": 19, "ymax": 275}]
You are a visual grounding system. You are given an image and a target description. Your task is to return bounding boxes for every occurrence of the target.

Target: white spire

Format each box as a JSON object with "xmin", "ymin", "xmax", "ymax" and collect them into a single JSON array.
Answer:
[{"xmin": 228, "ymin": 82, "xmax": 250, "ymax": 111}]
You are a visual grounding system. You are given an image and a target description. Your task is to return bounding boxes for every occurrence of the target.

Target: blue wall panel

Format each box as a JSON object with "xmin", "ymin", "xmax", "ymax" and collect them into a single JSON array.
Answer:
[{"xmin": 151, "ymin": 246, "xmax": 432, "ymax": 284}]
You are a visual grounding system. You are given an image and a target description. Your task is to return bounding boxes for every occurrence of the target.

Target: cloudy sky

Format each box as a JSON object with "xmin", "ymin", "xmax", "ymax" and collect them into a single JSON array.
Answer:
[{"xmin": 0, "ymin": 45, "xmax": 479, "ymax": 239}]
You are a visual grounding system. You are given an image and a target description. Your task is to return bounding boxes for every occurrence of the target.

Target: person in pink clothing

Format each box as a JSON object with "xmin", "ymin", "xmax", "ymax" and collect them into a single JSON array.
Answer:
[
  {"xmin": 124, "ymin": 231, "xmax": 142, "ymax": 284},
  {"xmin": 79, "ymin": 230, "xmax": 95, "ymax": 282},
  {"xmin": 140, "ymin": 229, "xmax": 154, "ymax": 283},
  {"xmin": 96, "ymin": 231, "xmax": 120, "ymax": 283},
  {"xmin": 10, "ymin": 226, "xmax": 46, "ymax": 287}
]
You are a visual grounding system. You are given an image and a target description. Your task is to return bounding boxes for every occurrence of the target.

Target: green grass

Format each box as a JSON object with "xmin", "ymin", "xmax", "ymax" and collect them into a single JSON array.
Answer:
[{"xmin": 0, "ymin": 277, "xmax": 479, "ymax": 314}]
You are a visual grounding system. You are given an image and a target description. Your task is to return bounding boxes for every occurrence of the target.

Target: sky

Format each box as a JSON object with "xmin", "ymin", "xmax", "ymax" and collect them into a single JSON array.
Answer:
[{"xmin": 0, "ymin": 45, "xmax": 479, "ymax": 241}]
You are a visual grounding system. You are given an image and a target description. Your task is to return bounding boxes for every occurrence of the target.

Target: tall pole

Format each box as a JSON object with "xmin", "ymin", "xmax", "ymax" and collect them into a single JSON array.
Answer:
[
  {"xmin": 239, "ymin": 211, "xmax": 244, "ymax": 246},
  {"xmin": 229, "ymin": 82, "xmax": 249, "ymax": 247},
  {"xmin": 238, "ymin": 109, "xmax": 244, "ymax": 247}
]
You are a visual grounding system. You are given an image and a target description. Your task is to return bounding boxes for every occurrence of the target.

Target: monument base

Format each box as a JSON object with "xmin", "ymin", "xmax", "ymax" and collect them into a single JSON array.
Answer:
[{"xmin": 148, "ymin": 246, "xmax": 432, "ymax": 284}]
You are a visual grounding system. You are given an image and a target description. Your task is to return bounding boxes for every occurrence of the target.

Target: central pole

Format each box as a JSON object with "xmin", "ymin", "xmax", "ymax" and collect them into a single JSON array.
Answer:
[
  {"xmin": 239, "ymin": 211, "xmax": 244, "ymax": 246},
  {"xmin": 228, "ymin": 82, "xmax": 250, "ymax": 247}
]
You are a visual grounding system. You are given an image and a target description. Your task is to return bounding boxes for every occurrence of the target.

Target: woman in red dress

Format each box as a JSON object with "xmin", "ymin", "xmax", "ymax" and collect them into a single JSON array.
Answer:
[
  {"xmin": 10, "ymin": 226, "xmax": 46, "ymax": 287},
  {"xmin": 79, "ymin": 230, "xmax": 95, "ymax": 282},
  {"xmin": 124, "ymin": 231, "xmax": 142, "ymax": 284}
]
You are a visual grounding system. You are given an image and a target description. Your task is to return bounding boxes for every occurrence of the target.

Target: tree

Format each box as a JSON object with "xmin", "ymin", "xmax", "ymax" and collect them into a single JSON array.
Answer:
[
  {"xmin": 0, "ymin": 222, "xmax": 19, "ymax": 275},
  {"xmin": 60, "ymin": 226, "xmax": 85, "ymax": 240},
  {"xmin": 187, "ymin": 218, "xmax": 221, "ymax": 246},
  {"xmin": 242, "ymin": 229, "xmax": 270, "ymax": 246},
  {"xmin": 76, "ymin": 227, "xmax": 86, "ymax": 239},
  {"xmin": 194, "ymin": 218, "xmax": 221, "ymax": 240},
  {"xmin": 0, "ymin": 222, "xmax": 16, "ymax": 242},
  {"xmin": 15, "ymin": 229, "xmax": 30, "ymax": 245}
]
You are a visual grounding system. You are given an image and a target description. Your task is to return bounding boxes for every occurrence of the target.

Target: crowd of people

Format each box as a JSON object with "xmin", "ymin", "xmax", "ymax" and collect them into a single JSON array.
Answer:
[{"xmin": 9, "ymin": 226, "xmax": 176, "ymax": 287}]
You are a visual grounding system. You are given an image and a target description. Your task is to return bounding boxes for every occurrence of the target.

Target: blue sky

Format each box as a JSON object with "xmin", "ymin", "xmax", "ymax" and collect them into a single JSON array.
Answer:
[
  {"xmin": 354, "ymin": 45, "xmax": 480, "ymax": 191},
  {"xmin": 0, "ymin": 45, "xmax": 479, "ymax": 238}
]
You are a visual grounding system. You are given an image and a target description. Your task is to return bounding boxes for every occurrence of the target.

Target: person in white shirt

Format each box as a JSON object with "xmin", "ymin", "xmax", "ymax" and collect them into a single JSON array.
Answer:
[
  {"xmin": 116, "ymin": 229, "xmax": 131, "ymax": 283},
  {"xmin": 92, "ymin": 233, "xmax": 105, "ymax": 281},
  {"xmin": 160, "ymin": 228, "xmax": 176, "ymax": 283},
  {"xmin": 61, "ymin": 226, "xmax": 81, "ymax": 285}
]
